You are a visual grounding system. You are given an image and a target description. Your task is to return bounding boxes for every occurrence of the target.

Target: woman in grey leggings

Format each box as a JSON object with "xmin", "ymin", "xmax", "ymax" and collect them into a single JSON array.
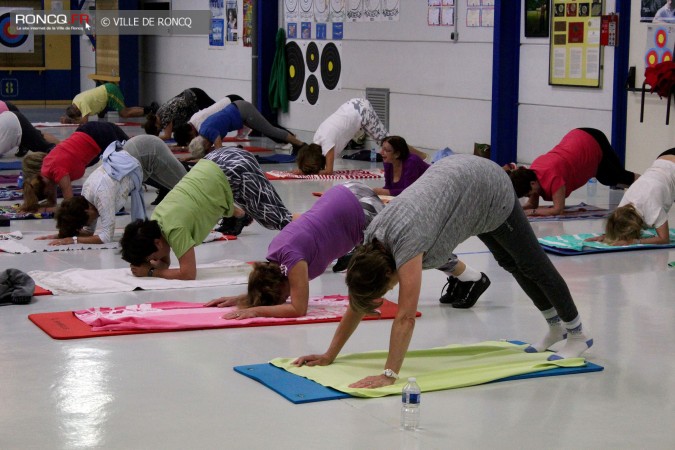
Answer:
[
  {"xmin": 40, "ymin": 135, "xmax": 187, "ymax": 245},
  {"xmin": 188, "ymin": 100, "xmax": 304, "ymax": 158},
  {"xmin": 295, "ymin": 155, "xmax": 593, "ymax": 389}
]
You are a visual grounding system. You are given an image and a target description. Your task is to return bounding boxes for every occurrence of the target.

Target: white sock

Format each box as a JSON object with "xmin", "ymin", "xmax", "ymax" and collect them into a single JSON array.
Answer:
[
  {"xmin": 549, "ymin": 317, "xmax": 593, "ymax": 360},
  {"xmin": 455, "ymin": 266, "xmax": 481, "ymax": 282},
  {"xmin": 525, "ymin": 308, "xmax": 566, "ymax": 353}
]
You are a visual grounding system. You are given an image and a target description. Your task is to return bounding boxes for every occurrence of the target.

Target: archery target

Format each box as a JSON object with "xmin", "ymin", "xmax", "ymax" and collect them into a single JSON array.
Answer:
[
  {"xmin": 645, "ymin": 26, "xmax": 675, "ymax": 68},
  {"xmin": 320, "ymin": 42, "xmax": 341, "ymax": 90},
  {"xmin": 656, "ymin": 28, "xmax": 667, "ymax": 48},
  {"xmin": 306, "ymin": 41, "xmax": 319, "ymax": 73},
  {"xmin": 289, "ymin": 40, "xmax": 342, "ymax": 104},
  {"xmin": 0, "ymin": 10, "xmax": 33, "ymax": 53},
  {"xmin": 286, "ymin": 40, "xmax": 305, "ymax": 101},
  {"xmin": 305, "ymin": 74, "xmax": 319, "ymax": 105}
]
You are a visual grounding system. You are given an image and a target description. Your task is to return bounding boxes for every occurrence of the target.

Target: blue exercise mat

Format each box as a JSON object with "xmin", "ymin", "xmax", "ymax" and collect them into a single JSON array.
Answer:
[
  {"xmin": 234, "ymin": 363, "xmax": 350, "ymax": 404},
  {"xmin": 255, "ymin": 154, "xmax": 297, "ymax": 164},
  {"xmin": 0, "ymin": 161, "xmax": 22, "ymax": 171},
  {"xmin": 233, "ymin": 359, "xmax": 604, "ymax": 404}
]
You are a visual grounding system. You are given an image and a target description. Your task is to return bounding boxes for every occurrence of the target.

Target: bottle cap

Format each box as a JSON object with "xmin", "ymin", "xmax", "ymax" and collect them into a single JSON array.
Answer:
[{"xmin": 408, "ymin": 377, "xmax": 416, "ymax": 382}]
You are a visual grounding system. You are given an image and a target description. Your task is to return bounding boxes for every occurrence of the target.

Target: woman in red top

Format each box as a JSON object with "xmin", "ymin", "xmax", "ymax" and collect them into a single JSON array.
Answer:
[
  {"xmin": 509, "ymin": 128, "xmax": 639, "ymax": 217},
  {"xmin": 20, "ymin": 122, "xmax": 128, "ymax": 212}
]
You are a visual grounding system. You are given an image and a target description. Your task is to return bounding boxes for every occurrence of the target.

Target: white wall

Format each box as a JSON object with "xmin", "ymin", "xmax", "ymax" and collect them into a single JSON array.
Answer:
[
  {"xmin": 626, "ymin": 2, "xmax": 675, "ymax": 173},
  {"xmin": 79, "ymin": 35, "xmax": 97, "ymax": 92},
  {"xmin": 139, "ymin": 0, "xmax": 253, "ymax": 105},
  {"xmin": 135, "ymin": 2, "xmax": 494, "ymax": 154},
  {"xmin": 124, "ymin": 0, "xmax": 663, "ymax": 166},
  {"xmin": 277, "ymin": 3, "xmax": 495, "ymax": 154},
  {"xmin": 516, "ymin": 0, "xmax": 617, "ymax": 164}
]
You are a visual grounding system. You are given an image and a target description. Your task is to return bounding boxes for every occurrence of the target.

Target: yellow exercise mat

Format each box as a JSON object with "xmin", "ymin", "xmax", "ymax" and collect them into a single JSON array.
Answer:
[{"xmin": 271, "ymin": 341, "xmax": 588, "ymax": 398}]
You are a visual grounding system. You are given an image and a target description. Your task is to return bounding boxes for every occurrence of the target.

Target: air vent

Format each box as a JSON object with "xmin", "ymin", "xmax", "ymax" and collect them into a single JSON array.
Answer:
[{"xmin": 365, "ymin": 88, "xmax": 390, "ymax": 130}]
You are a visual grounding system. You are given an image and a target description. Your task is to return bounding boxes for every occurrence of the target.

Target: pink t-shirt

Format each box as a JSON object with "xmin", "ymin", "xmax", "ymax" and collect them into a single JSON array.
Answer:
[
  {"xmin": 531, "ymin": 129, "xmax": 602, "ymax": 201},
  {"xmin": 41, "ymin": 132, "xmax": 101, "ymax": 183}
]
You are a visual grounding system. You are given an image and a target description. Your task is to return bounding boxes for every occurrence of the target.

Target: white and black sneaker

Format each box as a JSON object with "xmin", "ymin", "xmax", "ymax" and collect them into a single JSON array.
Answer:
[
  {"xmin": 439, "ymin": 276, "xmax": 461, "ymax": 304},
  {"xmin": 451, "ymin": 273, "xmax": 491, "ymax": 309}
]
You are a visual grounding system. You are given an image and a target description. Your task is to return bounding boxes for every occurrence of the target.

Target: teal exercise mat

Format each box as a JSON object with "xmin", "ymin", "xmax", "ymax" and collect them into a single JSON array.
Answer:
[
  {"xmin": 539, "ymin": 229, "xmax": 675, "ymax": 256},
  {"xmin": 0, "ymin": 161, "xmax": 22, "ymax": 171},
  {"xmin": 234, "ymin": 341, "xmax": 603, "ymax": 404}
]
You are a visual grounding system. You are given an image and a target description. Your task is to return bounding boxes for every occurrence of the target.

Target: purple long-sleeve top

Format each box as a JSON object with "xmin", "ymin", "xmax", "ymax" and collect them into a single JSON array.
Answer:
[{"xmin": 383, "ymin": 153, "xmax": 430, "ymax": 196}]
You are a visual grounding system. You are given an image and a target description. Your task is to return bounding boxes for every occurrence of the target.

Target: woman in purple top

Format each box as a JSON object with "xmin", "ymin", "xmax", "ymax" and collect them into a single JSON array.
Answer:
[
  {"xmin": 205, "ymin": 182, "xmax": 385, "ymax": 318},
  {"xmin": 373, "ymin": 136, "xmax": 430, "ymax": 196}
]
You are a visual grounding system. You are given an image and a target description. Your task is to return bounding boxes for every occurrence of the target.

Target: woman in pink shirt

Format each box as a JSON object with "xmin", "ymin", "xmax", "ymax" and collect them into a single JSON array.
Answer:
[{"xmin": 509, "ymin": 128, "xmax": 639, "ymax": 217}]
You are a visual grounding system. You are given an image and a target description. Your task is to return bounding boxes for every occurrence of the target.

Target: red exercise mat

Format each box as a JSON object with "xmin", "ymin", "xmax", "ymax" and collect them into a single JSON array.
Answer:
[
  {"xmin": 240, "ymin": 146, "xmax": 272, "ymax": 153},
  {"xmin": 33, "ymin": 285, "xmax": 53, "ymax": 296},
  {"xmin": 222, "ymin": 137, "xmax": 251, "ymax": 142},
  {"xmin": 28, "ymin": 298, "xmax": 418, "ymax": 340}
]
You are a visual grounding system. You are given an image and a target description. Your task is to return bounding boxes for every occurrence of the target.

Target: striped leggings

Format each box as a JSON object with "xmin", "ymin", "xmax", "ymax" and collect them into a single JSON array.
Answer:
[{"xmin": 205, "ymin": 146, "xmax": 292, "ymax": 230}]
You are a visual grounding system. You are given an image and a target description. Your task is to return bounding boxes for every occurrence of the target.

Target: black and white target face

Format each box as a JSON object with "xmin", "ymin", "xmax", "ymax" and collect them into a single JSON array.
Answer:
[
  {"xmin": 320, "ymin": 42, "xmax": 341, "ymax": 90},
  {"xmin": 286, "ymin": 41, "xmax": 305, "ymax": 101},
  {"xmin": 305, "ymin": 74, "xmax": 320, "ymax": 105},
  {"xmin": 306, "ymin": 41, "xmax": 320, "ymax": 73},
  {"xmin": 285, "ymin": 0, "xmax": 298, "ymax": 12}
]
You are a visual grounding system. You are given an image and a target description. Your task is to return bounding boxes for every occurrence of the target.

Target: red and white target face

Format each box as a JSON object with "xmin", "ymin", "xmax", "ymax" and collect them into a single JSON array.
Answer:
[
  {"xmin": 646, "ymin": 49, "xmax": 660, "ymax": 68},
  {"xmin": 656, "ymin": 28, "xmax": 668, "ymax": 48}
]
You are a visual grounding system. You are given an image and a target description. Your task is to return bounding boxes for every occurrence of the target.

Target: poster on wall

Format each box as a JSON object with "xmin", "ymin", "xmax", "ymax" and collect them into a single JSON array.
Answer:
[
  {"xmin": 0, "ymin": 7, "xmax": 34, "ymax": 53},
  {"xmin": 209, "ymin": 0, "xmax": 225, "ymax": 48},
  {"xmin": 525, "ymin": 0, "xmax": 550, "ymax": 37},
  {"xmin": 641, "ymin": 0, "xmax": 675, "ymax": 23},
  {"xmin": 242, "ymin": 0, "xmax": 252, "ymax": 47},
  {"xmin": 465, "ymin": 0, "xmax": 493, "ymax": 28},
  {"xmin": 226, "ymin": 0, "xmax": 238, "ymax": 43},
  {"xmin": 428, "ymin": 0, "xmax": 454, "ymax": 27},
  {"xmin": 549, "ymin": 0, "xmax": 604, "ymax": 87}
]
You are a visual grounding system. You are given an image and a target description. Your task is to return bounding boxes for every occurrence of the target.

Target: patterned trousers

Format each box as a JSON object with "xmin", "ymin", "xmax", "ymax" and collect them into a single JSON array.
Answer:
[
  {"xmin": 348, "ymin": 98, "xmax": 388, "ymax": 142},
  {"xmin": 205, "ymin": 146, "xmax": 292, "ymax": 230}
]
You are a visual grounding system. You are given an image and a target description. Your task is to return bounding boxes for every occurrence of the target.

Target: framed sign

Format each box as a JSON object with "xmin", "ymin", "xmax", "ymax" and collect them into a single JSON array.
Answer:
[
  {"xmin": 525, "ymin": 0, "xmax": 550, "ymax": 38},
  {"xmin": 549, "ymin": 0, "xmax": 604, "ymax": 87}
]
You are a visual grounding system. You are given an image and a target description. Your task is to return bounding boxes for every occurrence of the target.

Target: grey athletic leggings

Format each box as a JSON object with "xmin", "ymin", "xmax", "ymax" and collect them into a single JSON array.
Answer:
[
  {"xmin": 123, "ymin": 135, "xmax": 187, "ymax": 189},
  {"xmin": 478, "ymin": 196, "xmax": 579, "ymax": 321},
  {"xmin": 233, "ymin": 100, "xmax": 289, "ymax": 142}
]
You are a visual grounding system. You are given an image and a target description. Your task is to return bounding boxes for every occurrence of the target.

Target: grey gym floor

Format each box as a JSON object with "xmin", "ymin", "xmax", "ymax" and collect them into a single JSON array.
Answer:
[{"xmin": 1, "ymin": 109, "xmax": 674, "ymax": 449}]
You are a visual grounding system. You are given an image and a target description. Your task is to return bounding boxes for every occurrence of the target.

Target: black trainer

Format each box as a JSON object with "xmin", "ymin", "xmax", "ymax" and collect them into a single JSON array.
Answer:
[
  {"xmin": 215, "ymin": 214, "xmax": 253, "ymax": 236},
  {"xmin": 332, "ymin": 251, "xmax": 354, "ymax": 272},
  {"xmin": 439, "ymin": 276, "xmax": 461, "ymax": 304},
  {"xmin": 451, "ymin": 273, "xmax": 491, "ymax": 309}
]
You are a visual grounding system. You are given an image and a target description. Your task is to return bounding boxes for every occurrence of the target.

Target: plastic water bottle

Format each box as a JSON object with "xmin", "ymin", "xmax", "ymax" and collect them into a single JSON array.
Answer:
[
  {"xmin": 587, "ymin": 177, "xmax": 598, "ymax": 197},
  {"xmin": 401, "ymin": 377, "xmax": 421, "ymax": 430},
  {"xmin": 370, "ymin": 147, "xmax": 377, "ymax": 162},
  {"xmin": 17, "ymin": 172, "xmax": 24, "ymax": 189}
]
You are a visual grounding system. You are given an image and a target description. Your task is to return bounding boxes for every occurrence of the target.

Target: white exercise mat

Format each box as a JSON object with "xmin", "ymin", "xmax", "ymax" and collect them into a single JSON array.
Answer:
[{"xmin": 28, "ymin": 259, "xmax": 251, "ymax": 295}]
